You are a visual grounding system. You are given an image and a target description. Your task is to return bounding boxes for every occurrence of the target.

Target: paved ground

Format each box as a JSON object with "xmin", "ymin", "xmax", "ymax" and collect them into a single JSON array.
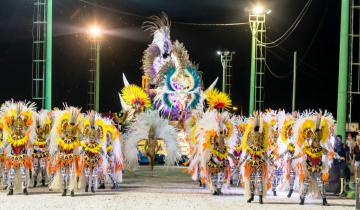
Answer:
[{"xmin": 0, "ymin": 166, "xmax": 356, "ymax": 210}]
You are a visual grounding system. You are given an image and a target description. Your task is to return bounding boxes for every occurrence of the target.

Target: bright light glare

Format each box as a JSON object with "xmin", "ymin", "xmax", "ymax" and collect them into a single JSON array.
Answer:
[
  {"xmin": 253, "ymin": 5, "xmax": 264, "ymax": 14},
  {"xmin": 217, "ymin": 51, "xmax": 221, "ymax": 55},
  {"xmin": 89, "ymin": 26, "xmax": 102, "ymax": 37}
]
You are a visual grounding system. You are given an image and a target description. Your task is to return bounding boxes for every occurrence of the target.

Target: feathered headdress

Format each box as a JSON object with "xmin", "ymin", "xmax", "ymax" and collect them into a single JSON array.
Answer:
[
  {"xmin": 142, "ymin": 12, "xmax": 170, "ymax": 36},
  {"xmin": 49, "ymin": 106, "xmax": 83, "ymax": 155},
  {"xmin": 241, "ymin": 113, "xmax": 270, "ymax": 155},
  {"xmin": 293, "ymin": 110, "xmax": 335, "ymax": 148},
  {"xmin": 205, "ymin": 88, "xmax": 232, "ymax": 110},
  {"xmin": 142, "ymin": 12, "xmax": 172, "ymax": 84},
  {"xmin": 120, "ymin": 84, "xmax": 151, "ymax": 109},
  {"xmin": 33, "ymin": 109, "xmax": 52, "ymax": 146},
  {"xmin": 82, "ymin": 111, "xmax": 108, "ymax": 143},
  {"xmin": 1, "ymin": 100, "xmax": 36, "ymax": 147}
]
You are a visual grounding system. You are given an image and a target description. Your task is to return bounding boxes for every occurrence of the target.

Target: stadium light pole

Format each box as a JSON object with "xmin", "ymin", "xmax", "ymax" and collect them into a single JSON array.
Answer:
[
  {"xmin": 248, "ymin": 4, "xmax": 270, "ymax": 115},
  {"xmin": 88, "ymin": 25, "xmax": 102, "ymax": 112}
]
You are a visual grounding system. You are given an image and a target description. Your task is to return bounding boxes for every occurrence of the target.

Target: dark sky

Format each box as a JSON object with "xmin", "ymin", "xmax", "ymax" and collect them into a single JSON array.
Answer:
[{"xmin": 0, "ymin": 0, "xmax": 350, "ymax": 118}]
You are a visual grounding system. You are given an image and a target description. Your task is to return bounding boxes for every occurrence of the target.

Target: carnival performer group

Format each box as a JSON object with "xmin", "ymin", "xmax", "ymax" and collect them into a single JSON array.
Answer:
[
  {"xmin": 0, "ymin": 12, "xmax": 342, "ymax": 207},
  {"xmin": 0, "ymin": 101, "xmax": 124, "ymax": 197}
]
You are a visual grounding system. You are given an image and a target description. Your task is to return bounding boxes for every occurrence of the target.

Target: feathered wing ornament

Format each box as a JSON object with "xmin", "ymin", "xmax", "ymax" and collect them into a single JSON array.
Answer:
[
  {"xmin": 317, "ymin": 111, "xmax": 336, "ymax": 181},
  {"xmin": 124, "ymin": 110, "xmax": 180, "ymax": 170},
  {"xmin": 319, "ymin": 110, "xmax": 335, "ymax": 148}
]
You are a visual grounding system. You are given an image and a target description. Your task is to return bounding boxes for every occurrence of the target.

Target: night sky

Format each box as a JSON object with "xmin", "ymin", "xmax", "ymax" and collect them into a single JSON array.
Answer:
[{"xmin": 0, "ymin": 0, "xmax": 350, "ymax": 119}]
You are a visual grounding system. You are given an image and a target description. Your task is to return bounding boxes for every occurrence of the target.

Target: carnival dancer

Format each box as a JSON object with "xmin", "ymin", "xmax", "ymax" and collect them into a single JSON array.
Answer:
[
  {"xmin": 184, "ymin": 110, "xmax": 204, "ymax": 187},
  {"xmin": 31, "ymin": 110, "xmax": 52, "ymax": 187},
  {"xmin": 49, "ymin": 106, "xmax": 83, "ymax": 196},
  {"xmin": 239, "ymin": 113, "xmax": 272, "ymax": 204},
  {"xmin": 277, "ymin": 111, "xmax": 301, "ymax": 198},
  {"xmin": 264, "ymin": 110, "xmax": 283, "ymax": 196},
  {"xmin": 229, "ymin": 117, "xmax": 247, "ymax": 186},
  {"xmin": 98, "ymin": 120, "xmax": 122, "ymax": 190},
  {"xmin": 80, "ymin": 111, "xmax": 107, "ymax": 193},
  {"xmin": 189, "ymin": 89, "xmax": 236, "ymax": 195},
  {"xmin": 184, "ymin": 81, "xmax": 218, "ymax": 188},
  {"xmin": 1, "ymin": 100, "xmax": 36, "ymax": 195},
  {"xmin": 124, "ymin": 110, "xmax": 180, "ymax": 171},
  {"xmin": 294, "ymin": 111, "xmax": 337, "ymax": 206},
  {"xmin": 189, "ymin": 110, "xmax": 236, "ymax": 195}
]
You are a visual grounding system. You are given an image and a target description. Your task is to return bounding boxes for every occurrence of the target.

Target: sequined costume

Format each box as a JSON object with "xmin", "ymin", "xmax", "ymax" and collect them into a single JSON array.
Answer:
[
  {"xmin": 294, "ymin": 111, "xmax": 336, "ymax": 206},
  {"xmin": 228, "ymin": 117, "xmax": 247, "ymax": 186},
  {"xmin": 229, "ymin": 140, "xmax": 242, "ymax": 186},
  {"xmin": 240, "ymin": 114, "xmax": 271, "ymax": 204},
  {"xmin": 1, "ymin": 100, "xmax": 36, "ymax": 195},
  {"xmin": 263, "ymin": 110, "xmax": 283, "ymax": 196},
  {"xmin": 98, "ymin": 122, "xmax": 122, "ymax": 190},
  {"xmin": 207, "ymin": 122, "xmax": 231, "ymax": 195},
  {"xmin": 277, "ymin": 111, "xmax": 301, "ymax": 198},
  {"xmin": 32, "ymin": 110, "xmax": 52, "ymax": 187},
  {"xmin": 80, "ymin": 111, "xmax": 106, "ymax": 193},
  {"xmin": 189, "ymin": 109, "xmax": 237, "ymax": 196},
  {"xmin": 49, "ymin": 106, "xmax": 83, "ymax": 196}
]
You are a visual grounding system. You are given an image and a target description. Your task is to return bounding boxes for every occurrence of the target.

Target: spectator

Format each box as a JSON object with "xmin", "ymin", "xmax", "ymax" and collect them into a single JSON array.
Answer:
[
  {"xmin": 333, "ymin": 135, "xmax": 350, "ymax": 183},
  {"xmin": 346, "ymin": 134, "xmax": 354, "ymax": 161},
  {"xmin": 353, "ymin": 135, "xmax": 360, "ymax": 179}
]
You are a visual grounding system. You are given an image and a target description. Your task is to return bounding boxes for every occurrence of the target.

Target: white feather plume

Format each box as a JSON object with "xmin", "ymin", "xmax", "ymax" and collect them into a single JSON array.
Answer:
[{"xmin": 124, "ymin": 110, "xmax": 180, "ymax": 170}]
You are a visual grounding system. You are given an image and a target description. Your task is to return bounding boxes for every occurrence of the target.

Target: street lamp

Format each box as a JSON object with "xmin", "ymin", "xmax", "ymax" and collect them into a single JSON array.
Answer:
[
  {"xmin": 253, "ymin": 5, "xmax": 264, "ymax": 15},
  {"xmin": 217, "ymin": 50, "xmax": 235, "ymax": 96},
  {"xmin": 88, "ymin": 25, "xmax": 103, "ymax": 112},
  {"xmin": 89, "ymin": 26, "xmax": 102, "ymax": 38},
  {"xmin": 232, "ymin": 106, "xmax": 238, "ymax": 112},
  {"xmin": 248, "ymin": 4, "xmax": 270, "ymax": 114}
]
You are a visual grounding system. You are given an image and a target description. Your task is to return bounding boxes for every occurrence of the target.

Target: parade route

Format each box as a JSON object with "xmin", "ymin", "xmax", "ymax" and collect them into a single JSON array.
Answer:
[{"xmin": 0, "ymin": 166, "xmax": 355, "ymax": 210}]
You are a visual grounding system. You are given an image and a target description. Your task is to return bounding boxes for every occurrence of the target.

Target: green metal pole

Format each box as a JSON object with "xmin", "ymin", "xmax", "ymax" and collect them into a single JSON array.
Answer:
[
  {"xmin": 95, "ymin": 42, "xmax": 100, "ymax": 112},
  {"xmin": 336, "ymin": 0, "xmax": 349, "ymax": 138},
  {"xmin": 249, "ymin": 22, "xmax": 256, "ymax": 115},
  {"xmin": 222, "ymin": 55, "xmax": 226, "ymax": 93},
  {"xmin": 45, "ymin": 0, "xmax": 52, "ymax": 110}
]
